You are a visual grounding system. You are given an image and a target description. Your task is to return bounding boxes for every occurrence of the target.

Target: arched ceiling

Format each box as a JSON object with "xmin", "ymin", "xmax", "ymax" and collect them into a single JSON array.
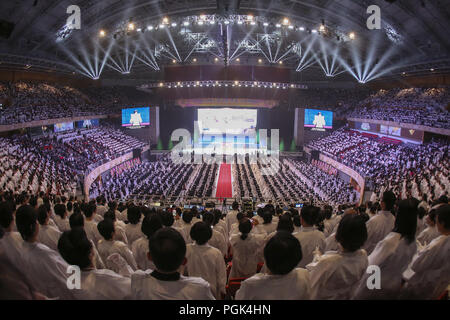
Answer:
[{"xmin": 0, "ymin": 0, "xmax": 449, "ymax": 83}]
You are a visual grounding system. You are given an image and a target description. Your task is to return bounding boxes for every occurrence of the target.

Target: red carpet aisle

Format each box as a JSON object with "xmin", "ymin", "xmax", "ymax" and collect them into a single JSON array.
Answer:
[{"xmin": 215, "ymin": 163, "xmax": 233, "ymax": 199}]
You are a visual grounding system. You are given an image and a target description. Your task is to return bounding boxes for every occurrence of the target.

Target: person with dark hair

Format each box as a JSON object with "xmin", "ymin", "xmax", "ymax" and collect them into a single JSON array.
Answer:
[
  {"xmin": 236, "ymin": 231, "xmax": 310, "ymax": 300},
  {"xmin": 225, "ymin": 201, "xmax": 240, "ymax": 234},
  {"xmin": 125, "ymin": 206, "xmax": 143, "ymax": 246},
  {"xmin": 402, "ymin": 204, "xmax": 450, "ymax": 299},
  {"xmin": 58, "ymin": 227, "xmax": 131, "ymax": 299},
  {"xmin": 363, "ymin": 190, "xmax": 397, "ymax": 254},
  {"xmin": 15, "ymin": 205, "xmax": 75, "ymax": 299},
  {"xmin": 53, "ymin": 203, "xmax": 69, "ymax": 232},
  {"xmin": 132, "ymin": 214, "xmax": 163, "ymax": 271},
  {"xmin": 96, "ymin": 196, "xmax": 108, "ymax": 217},
  {"xmin": 83, "ymin": 202, "xmax": 102, "ymax": 246},
  {"xmin": 294, "ymin": 206, "xmax": 326, "ymax": 268},
  {"xmin": 417, "ymin": 209, "xmax": 440, "ymax": 245},
  {"xmin": 258, "ymin": 211, "xmax": 277, "ymax": 235},
  {"xmin": 179, "ymin": 210, "xmax": 194, "ymax": 244},
  {"xmin": 185, "ymin": 222, "xmax": 227, "ymax": 299},
  {"xmin": 354, "ymin": 199, "xmax": 418, "ymax": 299},
  {"xmin": 37, "ymin": 204, "xmax": 61, "ymax": 251},
  {"xmin": 202, "ymin": 212, "xmax": 227, "ymax": 256},
  {"xmin": 293, "ymin": 214, "xmax": 302, "ymax": 233},
  {"xmin": 307, "ymin": 214, "xmax": 368, "ymax": 300},
  {"xmin": 69, "ymin": 212, "xmax": 84, "ymax": 229},
  {"xmin": 66, "ymin": 201, "xmax": 73, "ymax": 217},
  {"xmin": 97, "ymin": 218, "xmax": 137, "ymax": 271},
  {"xmin": 0, "ymin": 201, "xmax": 24, "ymax": 269},
  {"xmin": 104, "ymin": 210, "xmax": 128, "ymax": 245},
  {"xmin": 229, "ymin": 218, "xmax": 265, "ymax": 278},
  {"xmin": 131, "ymin": 227, "xmax": 215, "ymax": 300}
]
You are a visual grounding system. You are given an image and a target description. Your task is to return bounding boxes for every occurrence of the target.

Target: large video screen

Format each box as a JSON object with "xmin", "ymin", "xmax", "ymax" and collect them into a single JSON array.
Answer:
[
  {"xmin": 122, "ymin": 107, "xmax": 150, "ymax": 128},
  {"xmin": 198, "ymin": 108, "xmax": 257, "ymax": 135},
  {"xmin": 75, "ymin": 119, "xmax": 99, "ymax": 128},
  {"xmin": 304, "ymin": 109, "xmax": 333, "ymax": 131},
  {"xmin": 380, "ymin": 125, "xmax": 401, "ymax": 136},
  {"xmin": 54, "ymin": 122, "xmax": 74, "ymax": 133}
]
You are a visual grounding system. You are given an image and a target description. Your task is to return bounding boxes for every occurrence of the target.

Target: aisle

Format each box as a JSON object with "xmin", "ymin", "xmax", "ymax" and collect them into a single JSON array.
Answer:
[{"xmin": 215, "ymin": 163, "xmax": 232, "ymax": 199}]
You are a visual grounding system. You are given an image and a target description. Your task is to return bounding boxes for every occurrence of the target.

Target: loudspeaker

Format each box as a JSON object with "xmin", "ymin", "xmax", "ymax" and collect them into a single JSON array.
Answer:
[
  {"xmin": 132, "ymin": 148, "xmax": 142, "ymax": 158},
  {"xmin": 0, "ymin": 20, "xmax": 15, "ymax": 39}
]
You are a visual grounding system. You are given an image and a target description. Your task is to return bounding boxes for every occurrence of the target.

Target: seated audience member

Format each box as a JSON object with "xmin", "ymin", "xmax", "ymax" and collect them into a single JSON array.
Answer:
[
  {"xmin": 125, "ymin": 206, "xmax": 143, "ymax": 246},
  {"xmin": 229, "ymin": 218, "xmax": 265, "ymax": 278},
  {"xmin": 363, "ymin": 191, "xmax": 396, "ymax": 254},
  {"xmin": 225, "ymin": 201, "xmax": 240, "ymax": 233},
  {"xmin": 83, "ymin": 203, "xmax": 102, "ymax": 246},
  {"xmin": 97, "ymin": 219, "xmax": 137, "ymax": 271},
  {"xmin": 131, "ymin": 227, "xmax": 215, "ymax": 300},
  {"xmin": 69, "ymin": 212, "xmax": 84, "ymax": 229},
  {"xmin": 417, "ymin": 210, "xmax": 441, "ymax": 245},
  {"xmin": 202, "ymin": 212, "xmax": 227, "ymax": 257},
  {"xmin": 53, "ymin": 203, "xmax": 70, "ymax": 232},
  {"xmin": 0, "ymin": 201, "xmax": 24, "ymax": 267},
  {"xmin": 354, "ymin": 199, "xmax": 418, "ymax": 299},
  {"xmin": 294, "ymin": 206, "xmax": 326, "ymax": 268},
  {"xmin": 132, "ymin": 214, "xmax": 163, "ymax": 271},
  {"xmin": 104, "ymin": 210, "xmax": 128, "ymax": 244},
  {"xmin": 185, "ymin": 222, "xmax": 227, "ymax": 299},
  {"xmin": 307, "ymin": 214, "xmax": 368, "ymax": 300},
  {"xmin": 58, "ymin": 227, "xmax": 131, "ymax": 299},
  {"xmin": 179, "ymin": 210, "xmax": 194, "ymax": 244},
  {"xmin": 401, "ymin": 204, "xmax": 450, "ymax": 299},
  {"xmin": 15, "ymin": 205, "xmax": 75, "ymax": 299},
  {"xmin": 236, "ymin": 231, "xmax": 310, "ymax": 300},
  {"xmin": 37, "ymin": 204, "xmax": 61, "ymax": 251}
]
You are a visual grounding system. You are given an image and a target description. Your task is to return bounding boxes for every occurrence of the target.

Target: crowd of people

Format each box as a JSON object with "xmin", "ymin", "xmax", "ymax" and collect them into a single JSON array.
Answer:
[{"xmin": 0, "ymin": 190, "xmax": 448, "ymax": 300}]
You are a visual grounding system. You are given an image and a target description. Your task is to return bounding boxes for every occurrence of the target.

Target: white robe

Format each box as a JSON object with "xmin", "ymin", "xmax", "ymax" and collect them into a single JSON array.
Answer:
[
  {"xmin": 130, "ymin": 269, "xmax": 215, "ymax": 300},
  {"xmin": 72, "ymin": 269, "xmax": 131, "ymax": 300},
  {"xmin": 97, "ymin": 239, "xmax": 137, "ymax": 270},
  {"xmin": 354, "ymin": 232, "xmax": 417, "ymax": 299},
  {"xmin": 124, "ymin": 223, "xmax": 143, "ymax": 248},
  {"xmin": 185, "ymin": 243, "xmax": 227, "ymax": 299},
  {"xmin": 131, "ymin": 237, "xmax": 155, "ymax": 271},
  {"xmin": 20, "ymin": 241, "xmax": 75, "ymax": 299},
  {"xmin": 37, "ymin": 224, "xmax": 62, "ymax": 252},
  {"xmin": 229, "ymin": 233, "xmax": 265, "ymax": 278},
  {"xmin": 84, "ymin": 219, "xmax": 102, "ymax": 247},
  {"xmin": 402, "ymin": 234, "xmax": 450, "ymax": 299},
  {"xmin": 236, "ymin": 268, "xmax": 311, "ymax": 300},
  {"xmin": 306, "ymin": 249, "xmax": 368, "ymax": 300},
  {"xmin": 208, "ymin": 229, "xmax": 227, "ymax": 257},
  {"xmin": 54, "ymin": 216, "xmax": 70, "ymax": 232},
  {"xmin": 417, "ymin": 225, "xmax": 440, "ymax": 246},
  {"xmin": 0, "ymin": 231, "xmax": 24, "ymax": 269},
  {"xmin": 363, "ymin": 211, "xmax": 395, "ymax": 254},
  {"xmin": 293, "ymin": 227, "xmax": 326, "ymax": 268}
]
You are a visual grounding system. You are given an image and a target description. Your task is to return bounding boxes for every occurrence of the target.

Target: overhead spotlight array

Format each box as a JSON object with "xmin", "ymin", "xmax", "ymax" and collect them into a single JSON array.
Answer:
[{"xmin": 141, "ymin": 80, "xmax": 308, "ymax": 89}]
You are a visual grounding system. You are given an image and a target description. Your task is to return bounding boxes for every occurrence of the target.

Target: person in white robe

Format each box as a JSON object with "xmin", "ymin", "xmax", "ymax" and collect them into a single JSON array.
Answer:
[
  {"xmin": 37, "ymin": 205, "xmax": 61, "ymax": 251},
  {"xmin": 185, "ymin": 222, "xmax": 227, "ymax": 299},
  {"xmin": 0, "ymin": 201, "xmax": 24, "ymax": 269},
  {"xmin": 202, "ymin": 212, "xmax": 227, "ymax": 257},
  {"xmin": 124, "ymin": 206, "xmax": 143, "ymax": 247},
  {"xmin": 97, "ymin": 219, "xmax": 137, "ymax": 270},
  {"xmin": 53, "ymin": 203, "xmax": 70, "ymax": 232},
  {"xmin": 225, "ymin": 202, "xmax": 240, "ymax": 234},
  {"xmin": 131, "ymin": 227, "xmax": 215, "ymax": 300},
  {"xmin": 294, "ymin": 206, "xmax": 326, "ymax": 268},
  {"xmin": 58, "ymin": 227, "xmax": 131, "ymax": 300},
  {"xmin": 417, "ymin": 210, "xmax": 440, "ymax": 246},
  {"xmin": 229, "ymin": 218, "xmax": 265, "ymax": 279},
  {"xmin": 363, "ymin": 191, "xmax": 396, "ymax": 254},
  {"xmin": 354, "ymin": 199, "xmax": 418, "ymax": 299},
  {"xmin": 236, "ymin": 231, "xmax": 310, "ymax": 300},
  {"xmin": 306, "ymin": 214, "xmax": 368, "ymax": 300},
  {"xmin": 15, "ymin": 205, "xmax": 75, "ymax": 299},
  {"xmin": 401, "ymin": 204, "xmax": 450, "ymax": 299},
  {"xmin": 132, "ymin": 214, "xmax": 162, "ymax": 271},
  {"xmin": 83, "ymin": 203, "xmax": 102, "ymax": 246}
]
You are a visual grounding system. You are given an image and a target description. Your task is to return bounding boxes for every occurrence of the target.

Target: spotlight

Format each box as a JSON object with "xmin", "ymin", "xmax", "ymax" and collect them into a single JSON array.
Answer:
[
  {"xmin": 99, "ymin": 30, "xmax": 106, "ymax": 37},
  {"xmin": 288, "ymin": 25, "xmax": 294, "ymax": 29},
  {"xmin": 210, "ymin": 20, "xmax": 215, "ymax": 25},
  {"xmin": 172, "ymin": 59, "xmax": 176, "ymax": 63},
  {"xmin": 171, "ymin": 22, "xmax": 177, "ymax": 27},
  {"xmin": 349, "ymin": 32, "xmax": 356, "ymax": 40},
  {"xmin": 312, "ymin": 29, "xmax": 318, "ymax": 33},
  {"xmin": 247, "ymin": 15, "xmax": 253, "ymax": 21},
  {"xmin": 236, "ymin": 58, "xmax": 240, "ymax": 62},
  {"xmin": 159, "ymin": 82, "xmax": 164, "ymax": 87},
  {"xmin": 237, "ymin": 20, "xmax": 243, "ymax": 25},
  {"xmin": 127, "ymin": 23, "xmax": 135, "ymax": 31},
  {"xmin": 224, "ymin": 20, "xmax": 230, "ymax": 25},
  {"xmin": 279, "ymin": 60, "xmax": 283, "ymax": 64},
  {"xmin": 162, "ymin": 17, "xmax": 169, "ymax": 24},
  {"xmin": 263, "ymin": 22, "xmax": 269, "ymax": 27},
  {"xmin": 250, "ymin": 21, "xmax": 256, "ymax": 25},
  {"xmin": 200, "ymin": 15, "xmax": 206, "ymax": 20},
  {"xmin": 214, "ymin": 57, "xmax": 219, "ymax": 62},
  {"xmin": 183, "ymin": 21, "xmax": 189, "ymax": 26},
  {"xmin": 276, "ymin": 23, "xmax": 281, "ymax": 28},
  {"xmin": 319, "ymin": 24, "xmax": 325, "ymax": 32},
  {"xmin": 137, "ymin": 28, "xmax": 142, "ymax": 32},
  {"xmin": 159, "ymin": 24, "xmax": 165, "ymax": 29},
  {"xmin": 258, "ymin": 58, "xmax": 262, "ymax": 63},
  {"xmin": 283, "ymin": 18, "xmax": 289, "ymax": 25},
  {"xmin": 198, "ymin": 21, "xmax": 204, "ymax": 25},
  {"xmin": 299, "ymin": 27, "xmax": 305, "ymax": 31},
  {"xmin": 290, "ymin": 84, "xmax": 294, "ymax": 88},
  {"xmin": 193, "ymin": 58, "xmax": 197, "ymax": 62},
  {"xmin": 430, "ymin": 68, "xmax": 435, "ymax": 72},
  {"xmin": 147, "ymin": 25, "xmax": 153, "ymax": 30},
  {"xmin": 234, "ymin": 81, "xmax": 238, "ymax": 85}
]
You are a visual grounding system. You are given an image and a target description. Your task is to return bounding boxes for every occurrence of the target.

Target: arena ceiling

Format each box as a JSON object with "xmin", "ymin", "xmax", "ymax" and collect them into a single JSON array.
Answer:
[{"xmin": 0, "ymin": 0, "xmax": 449, "ymax": 83}]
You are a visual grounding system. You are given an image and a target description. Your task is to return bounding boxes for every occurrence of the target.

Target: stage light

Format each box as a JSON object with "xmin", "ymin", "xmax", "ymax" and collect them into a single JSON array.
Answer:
[
  {"xmin": 159, "ymin": 24, "xmax": 165, "ymax": 29},
  {"xmin": 247, "ymin": 15, "xmax": 253, "ymax": 21},
  {"xmin": 290, "ymin": 84, "xmax": 294, "ymax": 88},
  {"xmin": 288, "ymin": 25, "xmax": 294, "ymax": 29},
  {"xmin": 171, "ymin": 22, "xmax": 177, "ymax": 27},
  {"xmin": 254, "ymin": 81, "xmax": 258, "ymax": 86},
  {"xmin": 349, "ymin": 32, "xmax": 356, "ymax": 40},
  {"xmin": 258, "ymin": 58, "xmax": 262, "ymax": 63},
  {"xmin": 312, "ymin": 29, "xmax": 317, "ymax": 33},
  {"xmin": 183, "ymin": 21, "xmax": 189, "ymax": 26},
  {"xmin": 147, "ymin": 25, "xmax": 153, "ymax": 30},
  {"xmin": 430, "ymin": 68, "xmax": 434, "ymax": 71},
  {"xmin": 193, "ymin": 58, "xmax": 197, "ymax": 62},
  {"xmin": 299, "ymin": 27, "xmax": 305, "ymax": 31},
  {"xmin": 99, "ymin": 30, "xmax": 106, "ymax": 37},
  {"xmin": 137, "ymin": 28, "xmax": 142, "ymax": 32},
  {"xmin": 279, "ymin": 60, "xmax": 283, "ymax": 64},
  {"xmin": 159, "ymin": 82, "xmax": 164, "ymax": 87},
  {"xmin": 162, "ymin": 17, "xmax": 169, "ymax": 24},
  {"xmin": 128, "ymin": 23, "xmax": 135, "ymax": 31},
  {"xmin": 283, "ymin": 18, "xmax": 289, "ymax": 25},
  {"xmin": 224, "ymin": 20, "xmax": 230, "ymax": 25},
  {"xmin": 319, "ymin": 24, "xmax": 325, "ymax": 32},
  {"xmin": 237, "ymin": 20, "xmax": 243, "ymax": 25},
  {"xmin": 172, "ymin": 59, "xmax": 176, "ymax": 63},
  {"xmin": 214, "ymin": 57, "xmax": 219, "ymax": 62},
  {"xmin": 198, "ymin": 21, "xmax": 204, "ymax": 25},
  {"xmin": 250, "ymin": 21, "xmax": 256, "ymax": 25},
  {"xmin": 234, "ymin": 81, "xmax": 238, "ymax": 85},
  {"xmin": 210, "ymin": 20, "xmax": 215, "ymax": 25},
  {"xmin": 196, "ymin": 81, "xmax": 200, "ymax": 85},
  {"xmin": 200, "ymin": 15, "xmax": 206, "ymax": 20},
  {"xmin": 263, "ymin": 22, "xmax": 269, "ymax": 27},
  {"xmin": 236, "ymin": 58, "xmax": 240, "ymax": 62},
  {"xmin": 276, "ymin": 23, "xmax": 281, "ymax": 28}
]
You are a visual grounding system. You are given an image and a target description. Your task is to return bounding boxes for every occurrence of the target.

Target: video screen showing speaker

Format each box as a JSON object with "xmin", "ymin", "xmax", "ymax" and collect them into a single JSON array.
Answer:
[
  {"xmin": 75, "ymin": 119, "xmax": 99, "ymax": 128},
  {"xmin": 122, "ymin": 107, "xmax": 150, "ymax": 128},
  {"xmin": 54, "ymin": 122, "xmax": 74, "ymax": 133},
  {"xmin": 304, "ymin": 109, "xmax": 333, "ymax": 131}
]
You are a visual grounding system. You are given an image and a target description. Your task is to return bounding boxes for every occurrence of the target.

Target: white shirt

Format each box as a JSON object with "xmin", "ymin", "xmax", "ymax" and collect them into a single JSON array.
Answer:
[
  {"xmin": 185, "ymin": 243, "xmax": 227, "ymax": 299},
  {"xmin": 294, "ymin": 226, "xmax": 326, "ymax": 268},
  {"xmin": 208, "ymin": 229, "xmax": 227, "ymax": 257},
  {"xmin": 84, "ymin": 219, "xmax": 102, "ymax": 246},
  {"xmin": 225, "ymin": 210, "xmax": 239, "ymax": 234},
  {"xmin": 97, "ymin": 239, "xmax": 137, "ymax": 270},
  {"xmin": 236, "ymin": 268, "xmax": 311, "ymax": 300},
  {"xmin": 354, "ymin": 232, "xmax": 417, "ymax": 299},
  {"xmin": 229, "ymin": 233, "xmax": 265, "ymax": 278},
  {"xmin": 131, "ymin": 237, "xmax": 155, "ymax": 271},
  {"xmin": 37, "ymin": 224, "xmax": 62, "ymax": 251},
  {"xmin": 364, "ymin": 210, "xmax": 395, "ymax": 254},
  {"xmin": 20, "ymin": 241, "xmax": 75, "ymax": 299},
  {"xmin": 417, "ymin": 225, "xmax": 440, "ymax": 246},
  {"xmin": 0, "ymin": 231, "xmax": 24, "ymax": 268},
  {"xmin": 73, "ymin": 269, "xmax": 131, "ymax": 300},
  {"xmin": 402, "ymin": 234, "xmax": 450, "ymax": 299},
  {"xmin": 306, "ymin": 249, "xmax": 368, "ymax": 300},
  {"xmin": 124, "ymin": 223, "xmax": 143, "ymax": 247},
  {"xmin": 131, "ymin": 269, "xmax": 215, "ymax": 300},
  {"xmin": 54, "ymin": 215, "xmax": 70, "ymax": 232}
]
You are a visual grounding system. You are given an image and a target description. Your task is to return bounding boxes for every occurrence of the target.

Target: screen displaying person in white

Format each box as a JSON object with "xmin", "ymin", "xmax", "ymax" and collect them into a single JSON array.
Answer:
[
  {"xmin": 130, "ymin": 110, "xmax": 143, "ymax": 126},
  {"xmin": 313, "ymin": 112, "xmax": 326, "ymax": 128}
]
